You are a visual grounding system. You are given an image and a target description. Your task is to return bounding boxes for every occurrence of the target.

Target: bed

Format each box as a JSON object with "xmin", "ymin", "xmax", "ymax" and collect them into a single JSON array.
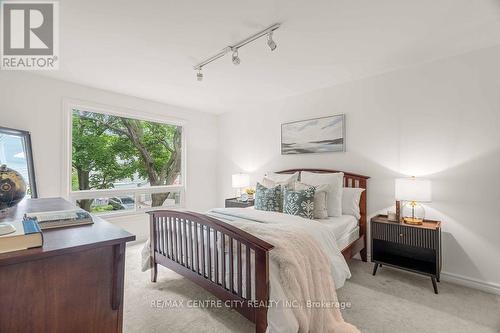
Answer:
[{"xmin": 146, "ymin": 169, "xmax": 368, "ymax": 333}]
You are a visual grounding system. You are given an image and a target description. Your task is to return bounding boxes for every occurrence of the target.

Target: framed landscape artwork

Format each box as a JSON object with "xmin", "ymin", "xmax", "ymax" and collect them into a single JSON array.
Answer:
[{"xmin": 281, "ymin": 114, "xmax": 345, "ymax": 154}]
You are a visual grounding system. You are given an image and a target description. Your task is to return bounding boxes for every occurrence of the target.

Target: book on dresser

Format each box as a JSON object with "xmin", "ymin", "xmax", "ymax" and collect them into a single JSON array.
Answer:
[
  {"xmin": 25, "ymin": 208, "xmax": 94, "ymax": 230},
  {"xmin": 0, "ymin": 217, "xmax": 43, "ymax": 254}
]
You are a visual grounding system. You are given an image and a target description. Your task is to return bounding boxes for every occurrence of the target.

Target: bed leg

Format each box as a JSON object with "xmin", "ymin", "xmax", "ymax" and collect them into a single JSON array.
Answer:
[
  {"xmin": 151, "ymin": 262, "xmax": 158, "ymax": 283},
  {"xmin": 149, "ymin": 214, "xmax": 158, "ymax": 283},
  {"xmin": 255, "ymin": 250, "xmax": 269, "ymax": 333},
  {"xmin": 255, "ymin": 312, "xmax": 267, "ymax": 333},
  {"xmin": 360, "ymin": 248, "xmax": 367, "ymax": 262}
]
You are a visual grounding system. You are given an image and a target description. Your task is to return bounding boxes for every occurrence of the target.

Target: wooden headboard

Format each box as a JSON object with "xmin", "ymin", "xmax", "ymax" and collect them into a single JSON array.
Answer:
[{"xmin": 276, "ymin": 168, "xmax": 369, "ymax": 255}]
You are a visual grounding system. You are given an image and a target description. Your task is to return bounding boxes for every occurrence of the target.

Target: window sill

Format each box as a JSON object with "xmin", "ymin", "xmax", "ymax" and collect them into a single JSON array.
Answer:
[{"xmin": 92, "ymin": 205, "xmax": 185, "ymax": 219}]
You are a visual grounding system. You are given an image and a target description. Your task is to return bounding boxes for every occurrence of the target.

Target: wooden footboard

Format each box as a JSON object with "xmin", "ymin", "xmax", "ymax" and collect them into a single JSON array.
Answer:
[
  {"xmin": 148, "ymin": 170, "xmax": 368, "ymax": 333},
  {"xmin": 148, "ymin": 210, "xmax": 274, "ymax": 333}
]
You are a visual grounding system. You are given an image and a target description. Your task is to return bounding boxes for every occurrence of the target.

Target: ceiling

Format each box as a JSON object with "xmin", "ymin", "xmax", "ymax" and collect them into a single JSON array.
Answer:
[{"xmin": 37, "ymin": 0, "xmax": 500, "ymax": 114}]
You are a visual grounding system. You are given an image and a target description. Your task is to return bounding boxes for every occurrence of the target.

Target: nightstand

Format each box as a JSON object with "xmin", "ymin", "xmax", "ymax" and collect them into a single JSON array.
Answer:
[
  {"xmin": 371, "ymin": 215, "xmax": 442, "ymax": 294},
  {"xmin": 225, "ymin": 198, "xmax": 254, "ymax": 208}
]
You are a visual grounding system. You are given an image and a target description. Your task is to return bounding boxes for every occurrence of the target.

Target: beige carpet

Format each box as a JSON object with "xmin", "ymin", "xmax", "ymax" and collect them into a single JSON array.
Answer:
[{"xmin": 124, "ymin": 243, "xmax": 500, "ymax": 333}]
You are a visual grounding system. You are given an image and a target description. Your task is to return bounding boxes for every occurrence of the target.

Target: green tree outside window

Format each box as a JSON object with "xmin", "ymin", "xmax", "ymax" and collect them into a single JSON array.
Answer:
[{"xmin": 72, "ymin": 110, "xmax": 182, "ymax": 212}]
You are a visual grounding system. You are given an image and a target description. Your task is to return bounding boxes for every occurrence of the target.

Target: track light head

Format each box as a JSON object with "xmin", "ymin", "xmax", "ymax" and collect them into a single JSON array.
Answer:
[
  {"xmin": 232, "ymin": 49, "xmax": 241, "ymax": 65},
  {"xmin": 267, "ymin": 32, "xmax": 277, "ymax": 51},
  {"xmin": 196, "ymin": 68, "xmax": 203, "ymax": 81}
]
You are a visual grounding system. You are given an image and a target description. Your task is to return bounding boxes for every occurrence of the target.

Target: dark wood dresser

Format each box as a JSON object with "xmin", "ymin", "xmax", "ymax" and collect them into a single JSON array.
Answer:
[
  {"xmin": 0, "ymin": 198, "xmax": 136, "ymax": 333},
  {"xmin": 371, "ymin": 214, "xmax": 442, "ymax": 293}
]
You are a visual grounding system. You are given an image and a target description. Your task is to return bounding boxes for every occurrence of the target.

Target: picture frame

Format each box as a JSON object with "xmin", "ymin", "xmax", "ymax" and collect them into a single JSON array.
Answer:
[
  {"xmin": 281, "ymin": 114, "xmax": 345, "ymax": 155},
  {"xmin": 0, "ymin": 126, "xmax": 38, "ymax": 198}
]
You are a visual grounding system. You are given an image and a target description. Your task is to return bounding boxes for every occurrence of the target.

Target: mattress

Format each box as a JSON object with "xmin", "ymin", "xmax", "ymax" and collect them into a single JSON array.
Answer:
[
  {"xmin": 246, "ymin": 206, "xmax": 359, "ymax": 250},
  {"xmin": 314, "ymin": 215, "xmax": 359, "ymax": 250}
]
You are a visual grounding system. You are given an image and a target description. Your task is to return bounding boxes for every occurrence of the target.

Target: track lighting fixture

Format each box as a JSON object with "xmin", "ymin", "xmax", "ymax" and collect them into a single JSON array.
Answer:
[
  {"xmin": 193, "ymin": 23, "xmax": 280, "ymax": 81},
  {"xmin": 232, "ymin": 49, "xmax": 240, "ymax": 65},
  {"xmin": 267, "ymin": 31, "xmax": 277, "ymax": 51}
]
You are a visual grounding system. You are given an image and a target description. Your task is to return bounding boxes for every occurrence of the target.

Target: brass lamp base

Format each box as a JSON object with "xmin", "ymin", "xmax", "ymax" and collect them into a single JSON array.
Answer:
[{"xmin": 403, "ymin": 217, "xmax": 423, "ymax": 225}]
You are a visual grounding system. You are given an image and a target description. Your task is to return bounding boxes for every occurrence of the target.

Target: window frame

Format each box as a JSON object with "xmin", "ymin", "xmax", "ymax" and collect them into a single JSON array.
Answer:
[
  {"xmin": 62, "ymin": 99, "xmax": 187, "ymax": 216},
  {"xmin": 0, "ymin": 126, "xmax": 38, "ymax": 198}
]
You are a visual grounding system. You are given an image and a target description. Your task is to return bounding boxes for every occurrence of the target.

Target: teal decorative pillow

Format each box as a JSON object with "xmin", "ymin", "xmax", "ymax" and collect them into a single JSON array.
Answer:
[
  {"xmin": 255, "ymin": 182, "xmax": 282, "ymax": 212},
  {"xmin": 283, "ymin": 186, "xmax": 316, "ymax": 219}
]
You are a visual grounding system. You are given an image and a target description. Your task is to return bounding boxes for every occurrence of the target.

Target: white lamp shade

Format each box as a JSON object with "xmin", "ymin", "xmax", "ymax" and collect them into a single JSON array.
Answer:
[
  {"xmin": 395, "ymin": 178, "xmax": 432, "ymax": 202},
  {"xmin": 232, "ymin": 173, "xmax": 250, "ymax": 188}
]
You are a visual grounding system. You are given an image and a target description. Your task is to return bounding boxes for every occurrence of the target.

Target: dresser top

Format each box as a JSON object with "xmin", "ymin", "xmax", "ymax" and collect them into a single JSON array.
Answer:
[
  {"xmin": 371, "ymin": 214, "xmax": 441, "ymax": 230},
  {"xmin": 0, "ymin": 197, "xmax": 136, "ymax": 266}
]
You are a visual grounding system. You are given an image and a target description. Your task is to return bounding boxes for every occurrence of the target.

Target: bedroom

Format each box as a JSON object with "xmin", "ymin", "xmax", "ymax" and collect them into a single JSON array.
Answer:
[{"xmin": 0, "ymin": 0, "xmax": 499, "ymax": 332}]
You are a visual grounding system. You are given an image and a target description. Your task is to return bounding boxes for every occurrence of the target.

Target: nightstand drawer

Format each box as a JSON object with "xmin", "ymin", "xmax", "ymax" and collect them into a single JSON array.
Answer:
[{"xmin": 372, "ymin": 222, "xmax": 438, "ymax": 249}]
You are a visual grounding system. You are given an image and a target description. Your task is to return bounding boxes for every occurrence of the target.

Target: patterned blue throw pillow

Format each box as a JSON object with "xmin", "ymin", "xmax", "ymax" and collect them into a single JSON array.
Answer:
[
  {"xmin": 283, "ymin": 186, "xmax": 316, "ymax": 219},
  {"xmin": 255, "ymin": 182, "xmax": 282, "ymax": 212}
]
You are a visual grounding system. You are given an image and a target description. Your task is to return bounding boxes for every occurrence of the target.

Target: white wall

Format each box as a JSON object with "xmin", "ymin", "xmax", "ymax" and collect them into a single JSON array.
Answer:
[
  {"xmin": 217, "ymin": 46, "xmax": 500, "ymax": 292},
  {"xmin": 2, "ymin": 45, "xmax": 499, "ymax": 292},
  {"xmin": 0, "ymin": 72, "xmax": 218, "ymax": 241}
]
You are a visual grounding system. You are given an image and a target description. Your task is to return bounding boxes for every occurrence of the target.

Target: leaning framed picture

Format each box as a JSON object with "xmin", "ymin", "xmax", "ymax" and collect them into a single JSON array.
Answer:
[
  {"xmin": 281, "ymin": 114, "xmax": 345, "ymax": 155},
  {"xmin": 0, "ymin": 126, "xmax": 38, "ymax": 198}
]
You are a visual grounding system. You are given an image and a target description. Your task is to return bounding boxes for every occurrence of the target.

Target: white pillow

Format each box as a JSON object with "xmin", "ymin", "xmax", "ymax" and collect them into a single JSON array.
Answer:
[
  {"xmin": 265, "ymin": 172, "xmax": 299, "ymax": 183},
  {"xmin": 342, "ymin": 187, "xmax": 365, "ymax": 219},
  {"xmin": 301, "ymin": 171, "xmax": 344, "ymax": 217},
  {"xmin": 294, "ymin": 181, "xmax": 329, "ymax": 219},
  {"xmin": 262, "ymin": 172, "xmax": 299, "ymax": 188}
]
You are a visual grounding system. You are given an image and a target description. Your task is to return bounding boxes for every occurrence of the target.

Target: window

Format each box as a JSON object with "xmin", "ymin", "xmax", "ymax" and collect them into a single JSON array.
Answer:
[{"xmin": 69, "ymin": 108, "xmax": 184, "ymax": 215}]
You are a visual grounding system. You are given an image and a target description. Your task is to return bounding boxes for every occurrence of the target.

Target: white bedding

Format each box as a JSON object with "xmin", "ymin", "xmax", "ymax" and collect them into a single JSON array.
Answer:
[
  {"xmin": 247, "ymin": 207, "xmax": 359, "ymax": 251},
  {"xmin": 142, "ymin": 208, "xmax": 355, "ymax": 333},
  {"xmin": 314, "ymin": 215, "xmax": 359, "ymax": 250},
  {"xmin": 207, "ymin": 208, "xmax": 352, "ymax": 289},
  {"xmin": 206, "ymin": 208, "xmax": 353, "ymax": 333}
]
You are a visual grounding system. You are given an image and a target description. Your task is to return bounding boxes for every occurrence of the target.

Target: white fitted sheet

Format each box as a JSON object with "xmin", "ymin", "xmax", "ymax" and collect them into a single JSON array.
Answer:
[
  {"xmin": 247, "ymin": 206, "xmax": 360, "ymax": 250},
  {"xmin": 314, "ymin": 215, "xmax": 359, "ymax": 249},
  {"xmin": 336, "ymin": 226, "xmax": 360, "ymax": 250}
]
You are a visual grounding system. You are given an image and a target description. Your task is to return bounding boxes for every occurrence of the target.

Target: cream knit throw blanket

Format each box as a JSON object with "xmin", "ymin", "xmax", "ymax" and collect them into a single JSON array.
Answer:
[
  {"xmin": 230, "ymin": 220, "xmax": 359, "ymax": 333},
  {"xmin": 142, "ymin": 213, "xmax": 359, "ymax": 333}
]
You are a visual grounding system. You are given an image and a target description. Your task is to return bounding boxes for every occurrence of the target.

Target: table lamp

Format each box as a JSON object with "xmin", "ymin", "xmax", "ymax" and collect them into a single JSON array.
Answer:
[
  {"xmin": 232, "ymin": 173, "xmax": 249, "ymax": 201},
  {"xmin": 395, "ymin": 177, "xmax": 432, "ymax": 225}
]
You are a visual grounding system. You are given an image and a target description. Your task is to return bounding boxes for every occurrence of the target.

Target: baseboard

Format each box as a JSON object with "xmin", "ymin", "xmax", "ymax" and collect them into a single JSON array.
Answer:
[
  {"xmin": 366, "ymin": 254, "xmax": 500, "ymax": 295},
  {"xmin": 440, "ymin": 271, "xmax": 500, "ymax": 295}
]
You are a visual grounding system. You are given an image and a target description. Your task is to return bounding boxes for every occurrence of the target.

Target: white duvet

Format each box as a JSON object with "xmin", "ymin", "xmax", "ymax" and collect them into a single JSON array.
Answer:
[{"xmin": 142, "ymin": 208, "xmax": 354, "ymax": 333}]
